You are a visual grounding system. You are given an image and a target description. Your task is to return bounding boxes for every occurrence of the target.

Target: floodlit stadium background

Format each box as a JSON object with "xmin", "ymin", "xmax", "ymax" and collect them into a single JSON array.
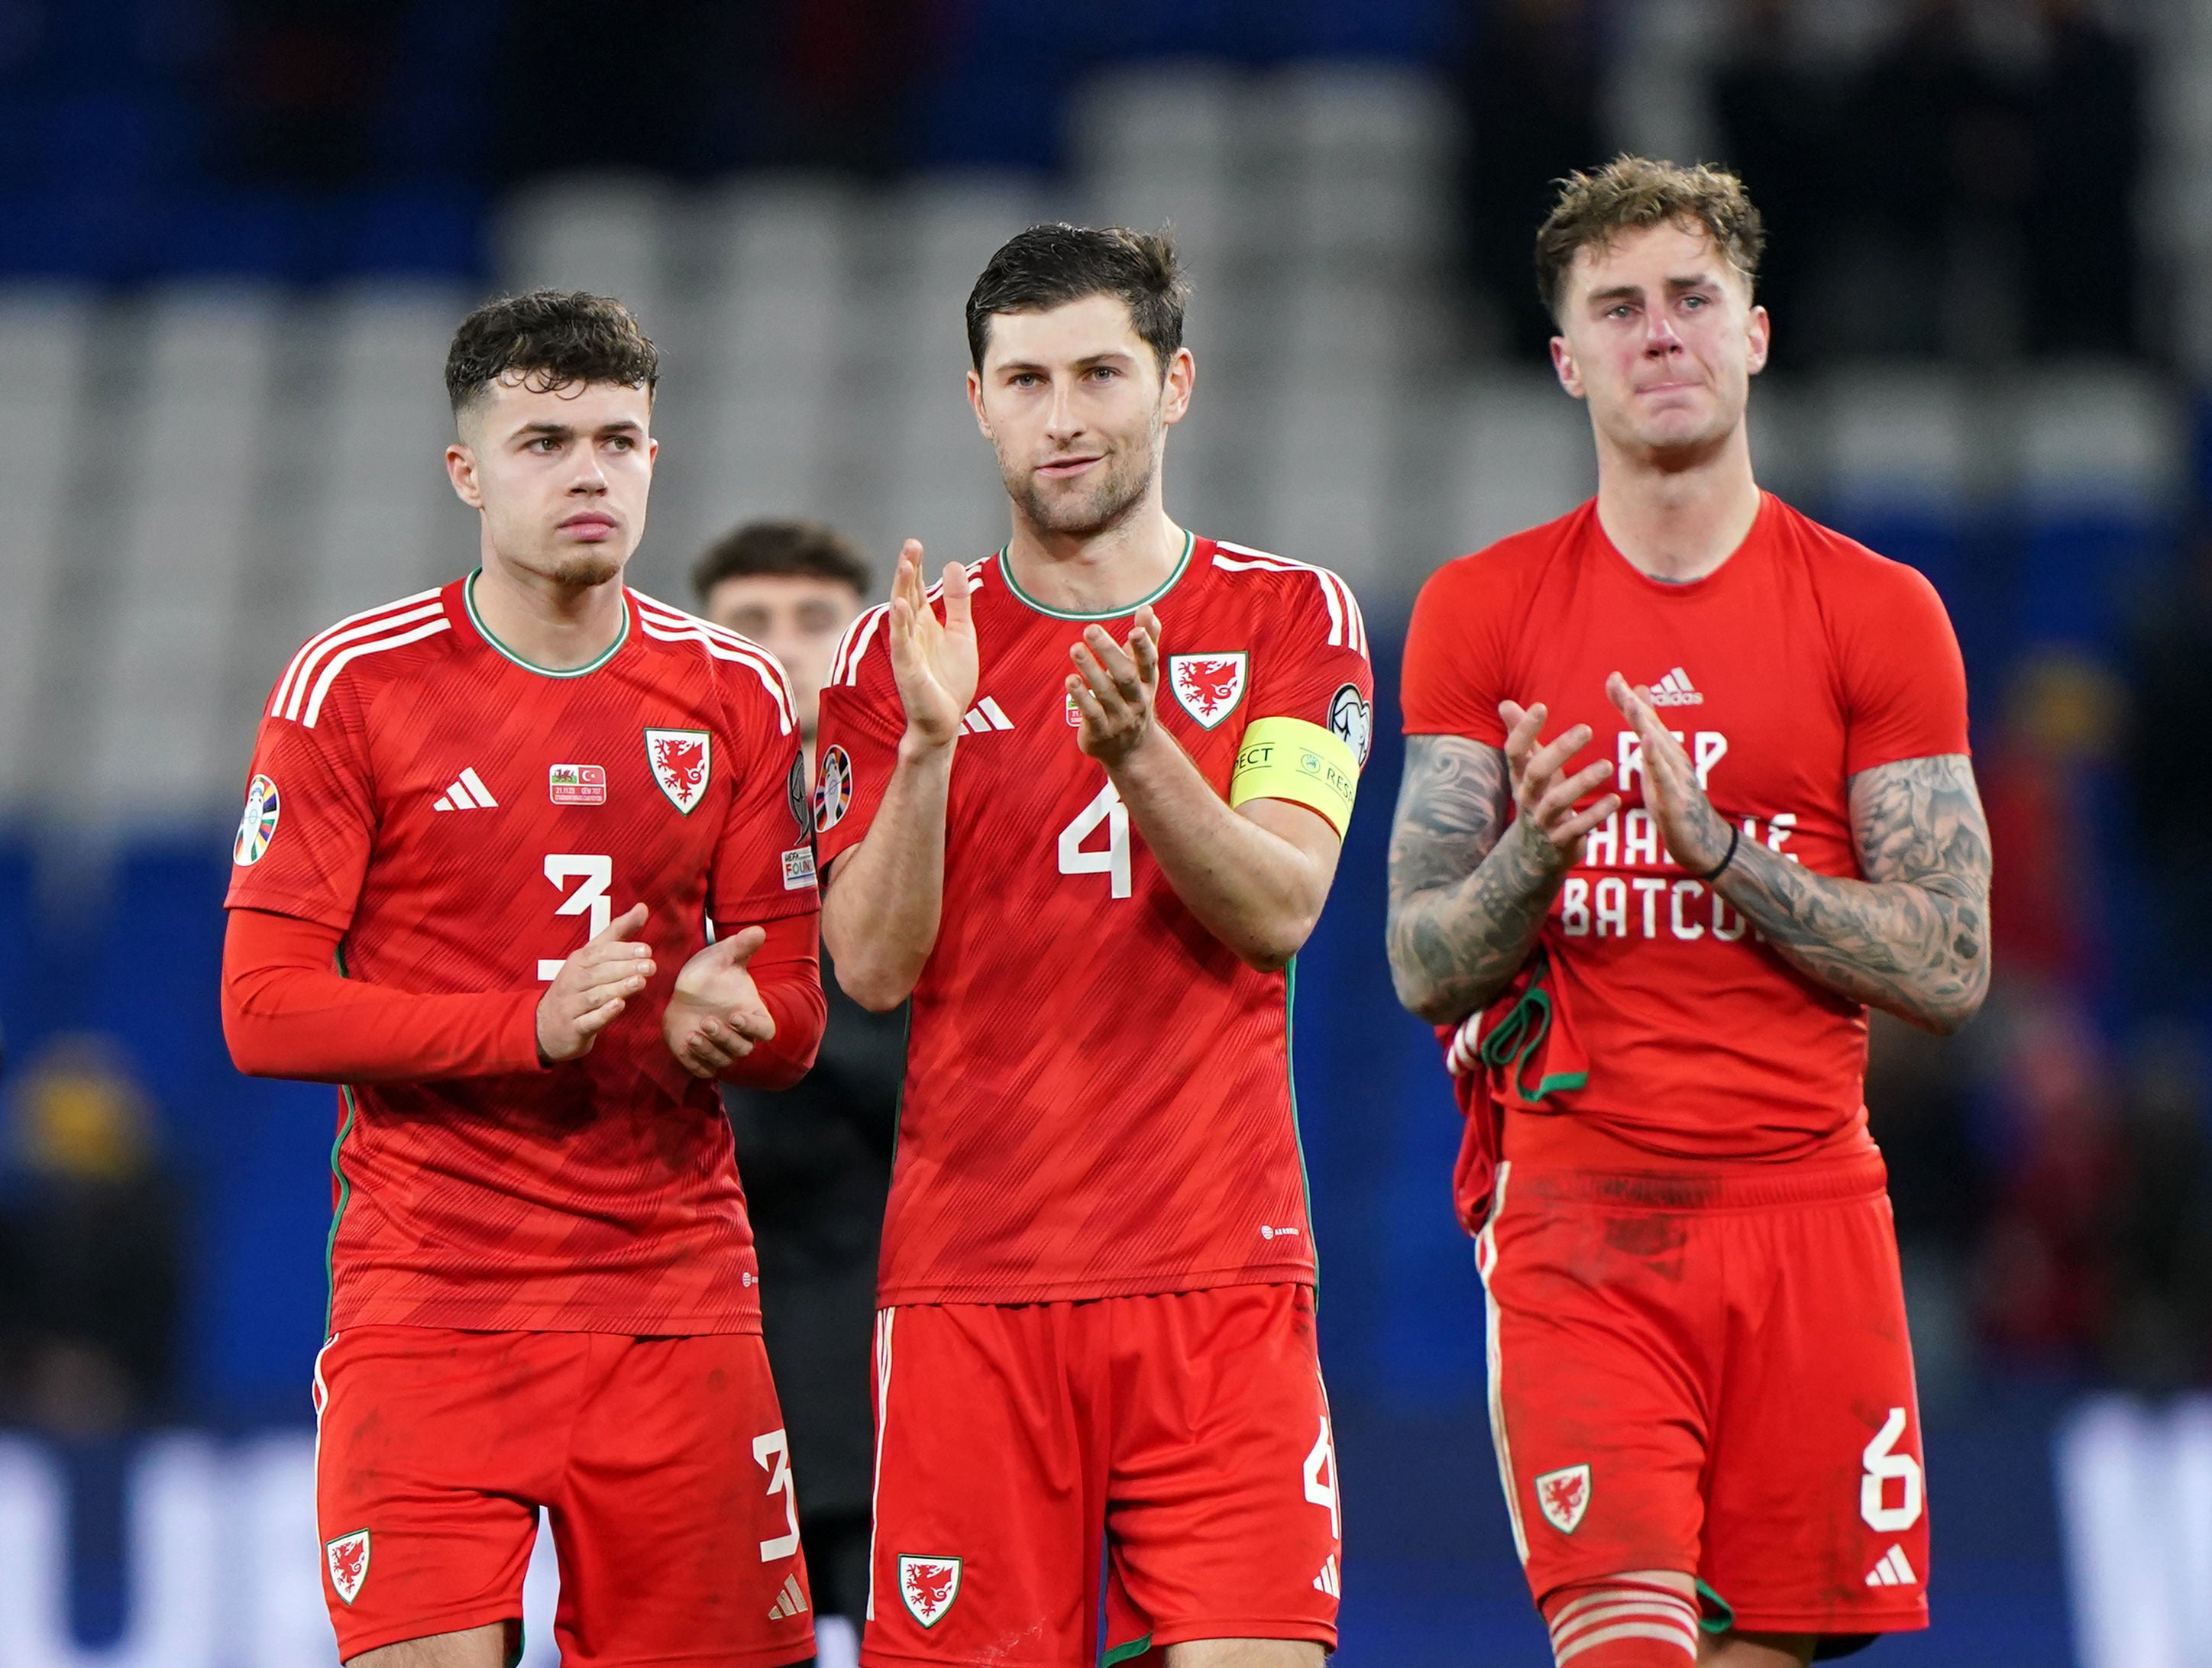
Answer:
[{"xmin": 0, "ymin": 1, "xmax": 2207, "ymax": 1664}]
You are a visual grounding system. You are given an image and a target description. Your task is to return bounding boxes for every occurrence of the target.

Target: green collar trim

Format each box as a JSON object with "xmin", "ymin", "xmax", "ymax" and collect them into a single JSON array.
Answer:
[
  {"xmin": 996, "ymin": 529, "xmax": 1193, "ymax": 621},
  {"xmin": 464, "ymin": 569, "xmax": 629, "ymax": 677}
]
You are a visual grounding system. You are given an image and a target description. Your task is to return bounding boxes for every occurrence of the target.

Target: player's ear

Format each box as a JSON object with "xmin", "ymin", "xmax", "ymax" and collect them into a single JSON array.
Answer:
[
  {"xmin": 1159, "ymin": 346, "xmax": 1194, "ymax": 428},
  {"xmin": 1550, "ymin": 335, "xmax": 1584, "ymax": 401},
  {"xmin": 965, "ymin": 367, "xmax": 994, "ymax": 440},
  {"xmin": 1745, "ymin": 303, "xmax": 1771, "ymax": 377},
  {"xmin": 445, "ymin": 441, "xmax": 484, "ymax": 509}
]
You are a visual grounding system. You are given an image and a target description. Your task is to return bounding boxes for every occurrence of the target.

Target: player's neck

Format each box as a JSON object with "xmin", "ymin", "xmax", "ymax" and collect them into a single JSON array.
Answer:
[
  {"xmin": 470, "ymin": 554, "xmax": 630, "ymax": 672},
  {"xmin": 1592, "ymin": 426, "xmax": 1763, "ymax": 584},
  {"xmin": 1002, "ymin": 502, "xmax": 1187, "ymax": 617}
]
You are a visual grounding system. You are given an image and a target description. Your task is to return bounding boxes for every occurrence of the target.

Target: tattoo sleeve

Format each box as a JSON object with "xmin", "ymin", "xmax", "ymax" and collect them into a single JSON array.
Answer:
[
  {"xmin": 1713, "ymin": 753, "xmax": 1992, "ymax": 1033},
  {"xmin": 1385, "ymin": 735, "xmax": 1563, "ymax": 1024}
]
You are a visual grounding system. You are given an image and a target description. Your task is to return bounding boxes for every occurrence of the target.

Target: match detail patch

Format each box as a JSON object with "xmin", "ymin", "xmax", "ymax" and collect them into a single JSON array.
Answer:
[
  {"xmin": 782, "ymin": 846, "xmax": 817, "ymax": 891},
  {"xmin": 1228, "ymin": 717, "xmax": 1358, "ymax": 835},
  {"xmin": 549, "ymin": 764, "xmax": 605, "ymax": 805}
]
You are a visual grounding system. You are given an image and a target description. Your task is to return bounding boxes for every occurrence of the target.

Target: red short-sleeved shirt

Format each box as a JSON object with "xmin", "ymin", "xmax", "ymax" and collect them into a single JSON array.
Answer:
[
  {"xmin": 1400, "ymin": 493, "xmax": 1970, "ymax": 1164},
  {"xmin": 225, "ymin": 576, "xmax": 818, "ymax": 1333},
  {"xmin": 814, "ymin": 536, "xmax": 1374, "ymax": 1304}
]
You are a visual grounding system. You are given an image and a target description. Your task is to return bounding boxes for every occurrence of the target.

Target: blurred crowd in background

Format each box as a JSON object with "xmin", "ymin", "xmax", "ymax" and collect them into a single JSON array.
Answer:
[{"xmin": 0, "ymin": 1, "xmax": 2207, "ymax": 1660}]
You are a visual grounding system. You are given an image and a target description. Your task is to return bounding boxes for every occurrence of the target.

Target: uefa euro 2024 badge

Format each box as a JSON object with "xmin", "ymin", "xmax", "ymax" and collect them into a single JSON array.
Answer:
[{"xmin": 234, "ymin": 774, "xmax": 280, "ymax": 865}]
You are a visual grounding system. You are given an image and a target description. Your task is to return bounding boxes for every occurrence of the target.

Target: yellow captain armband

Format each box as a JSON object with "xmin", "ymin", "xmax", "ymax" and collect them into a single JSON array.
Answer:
[{"xmin": 1227, "ymin": 716, "xmax": 1360, "ymax": 836}]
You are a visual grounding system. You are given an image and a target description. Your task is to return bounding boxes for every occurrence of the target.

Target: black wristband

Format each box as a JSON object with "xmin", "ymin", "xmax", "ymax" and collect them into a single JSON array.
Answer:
[{"xmin": 1696, "ymin": 824, "xmax": 1740, "ymax": 884}]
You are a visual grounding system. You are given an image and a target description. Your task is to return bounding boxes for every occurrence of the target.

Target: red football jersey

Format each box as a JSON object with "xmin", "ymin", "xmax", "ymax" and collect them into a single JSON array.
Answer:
[
  {"xmin": 1400, "ymin": 493, "xmax": 1971, "ymax": 1165},
  {"xmin": 813, "ymin": 535, "xmax": 1374, "ymax": 1304},
  {"xmin": 225, "ymin": 575, "xmax": 819, "ymax": 1334}
]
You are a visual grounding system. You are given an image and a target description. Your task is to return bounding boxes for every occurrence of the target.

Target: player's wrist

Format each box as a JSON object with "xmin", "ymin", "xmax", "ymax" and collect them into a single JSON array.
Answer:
[{"xmin": 898, "ymin": 723, "xmax": 959, "ymax": 764}]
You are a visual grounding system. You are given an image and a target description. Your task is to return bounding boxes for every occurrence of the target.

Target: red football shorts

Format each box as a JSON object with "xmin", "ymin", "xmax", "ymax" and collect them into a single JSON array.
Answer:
[
  {"xmin": 862, "ymin": 1285, "xmax": 1340, "ymax": 1667},
  {"xmin": 1476, "ymin": 1152, "xmax": 1931, "ymax": 1639},
  {"xmin": 312, "ymin": 1326, "xmax": 815, "ymax": 1666}
]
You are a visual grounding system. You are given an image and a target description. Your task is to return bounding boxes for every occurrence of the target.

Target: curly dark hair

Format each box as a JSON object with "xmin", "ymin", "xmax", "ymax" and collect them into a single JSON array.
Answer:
[
  {"xmin": 965, "ymin": 224, "xmax": 1188, "ymax": 373},
  {"xmin": 690, "ymin": 519, "xmax": 872, "ymax": 602},
  {"xmin": 444, "ymin": 289, "xmax": 660, "ymax": 415},
  {"xmin": 1534, "ymin": 155, "xmax": 1766, "ymax": 321}
]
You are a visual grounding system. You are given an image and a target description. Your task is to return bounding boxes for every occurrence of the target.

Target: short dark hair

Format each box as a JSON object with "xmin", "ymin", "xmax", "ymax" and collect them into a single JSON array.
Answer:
[
  {"xmin": 965, "ymin": 224, "xmax": 1188, "ymax": 373},
  {"xmin": 1534, "ymin": 155, "xmax": 1765, "ymax": 321},
  {"xmin": 445, "ymin": 289, "xmax": 660, "ymax": 416},
  {"xmin": 690, "ymin": 519, "xmax": 872, "ymax": 603}
]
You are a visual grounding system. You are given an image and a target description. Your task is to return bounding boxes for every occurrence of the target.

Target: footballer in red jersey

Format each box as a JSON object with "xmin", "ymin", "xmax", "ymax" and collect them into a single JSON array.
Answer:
[
  {"xmin": 815, "ymin": 227, "xmax": 1370, "ymax": 1668},
  {"xmin": 1386, "ymin": 160, "xmax": 1990, "ymax": 1667},
  {"xmin": 221, "ymin": 292, "xmax": 826, "ymax": 1668}
]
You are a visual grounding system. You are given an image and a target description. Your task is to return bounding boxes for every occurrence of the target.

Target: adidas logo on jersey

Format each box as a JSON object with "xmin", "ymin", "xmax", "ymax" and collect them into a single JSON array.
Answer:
[
  {"xmin": 432, "ymin": 768, "xmax": 499, "ymax": 811},
  {"xmin": 961, "ymin": 697, "xmax": 1014, "ymax": 734},
  {"xmin": 767, "ymin": 1573, "xmax": 809, "ymax": 1621},
  {"xmin": 1864, "ymin": 1544, "xmax": 1917, "ymax": 1587},
  {"xmin": 1648, "ymin": 668, "xmax": 1705, "ymax": 706},
  {"xmin": 1312, "ymin": 1554, "xmax": 1340, "ymax": 1598}
]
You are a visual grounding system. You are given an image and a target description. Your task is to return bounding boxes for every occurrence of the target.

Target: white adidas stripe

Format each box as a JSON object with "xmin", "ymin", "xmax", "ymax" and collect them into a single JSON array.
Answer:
[
  {"xmin": 300, "ymin": 617, "xmax": 452, "ymax": 728},
  {"xmin": 632, "ymin": 594, "xmax": 798, "ymax": 733},
  {"xmin": 1210, "ymin": 543, "xmax": 1368, "ymax": 657},
  {"xmin": 1866, "ymin": 1544, "xmax": 1917, "ymax": 1586},
  {"xmin": 866, "ymin": 1310, "xmax": 896, "ymax": 1622},
  {"xmin": 830, "ymin": 561, "xmax": 985, "ymax": 689},
  {"xmin": 830, "ymin": 603, "xmax": 890, "ymax": 687},
  {"xmin": 275, "ymin": 598, "xmax": 446, "ymax": 720},
  {"xmin": 962, "ymin": 697, "xmax": 1012, "ymax": 732},
  {"xmin": 271, "ymin": 589, "xmax": 445, "ymax": 717}
]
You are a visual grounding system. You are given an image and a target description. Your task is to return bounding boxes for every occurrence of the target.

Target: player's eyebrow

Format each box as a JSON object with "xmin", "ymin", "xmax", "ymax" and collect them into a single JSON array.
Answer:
[
  {"xmin": 1585, "ymin": 273, "xmax": 1721, "ymax": 308},
  {"xmin": 513, "ymin": 419, "xmax": 645, "ymax": 440},
  {"xmin": 994, "ymin": 350, "xmax": 1137, "ymax": 376}
]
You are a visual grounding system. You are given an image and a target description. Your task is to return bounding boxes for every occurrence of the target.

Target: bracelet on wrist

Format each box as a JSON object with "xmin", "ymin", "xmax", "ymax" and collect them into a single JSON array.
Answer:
[{"xmin": 1696, "ymin": 824, "xmax": 1740, "ymax": 884}]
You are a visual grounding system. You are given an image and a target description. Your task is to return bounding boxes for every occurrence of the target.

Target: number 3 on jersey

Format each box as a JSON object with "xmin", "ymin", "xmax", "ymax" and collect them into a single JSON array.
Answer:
[
  {"xmin": 538, "ymin": 854, "xmax": 614, "ymax": 980},
  {"xmin": 1057, "ymin": 782, "xmax": 1130, "ymax": 899}
]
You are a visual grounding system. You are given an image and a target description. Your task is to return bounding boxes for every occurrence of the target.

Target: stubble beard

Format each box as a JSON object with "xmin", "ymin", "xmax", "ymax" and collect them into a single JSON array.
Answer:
[
  {"xmin": 1004, "ymin": 440, "xmax": 1157, "ymax": 540},
  {"xmin": 548, "ymin": 553, "xmax": 623, "ymax": 588}
]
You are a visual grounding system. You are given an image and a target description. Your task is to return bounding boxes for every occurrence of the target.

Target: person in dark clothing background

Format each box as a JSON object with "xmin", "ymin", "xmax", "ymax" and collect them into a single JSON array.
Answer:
[{"xmin": 695, "ymin": 520, "xmax": 901, "ymax": 1666}]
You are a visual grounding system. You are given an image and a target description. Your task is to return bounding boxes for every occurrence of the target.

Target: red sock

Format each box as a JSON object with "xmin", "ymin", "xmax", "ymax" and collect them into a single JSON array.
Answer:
[{"xmin": 1541, "ymin": 1575, "xmax": 1701, "ymax": 1664}]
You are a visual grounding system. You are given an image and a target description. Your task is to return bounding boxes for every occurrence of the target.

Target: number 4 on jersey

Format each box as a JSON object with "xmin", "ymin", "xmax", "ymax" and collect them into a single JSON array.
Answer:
[{"xmin": 1057, "ymin": 782, "xmax": 1131, "ymax": 899}]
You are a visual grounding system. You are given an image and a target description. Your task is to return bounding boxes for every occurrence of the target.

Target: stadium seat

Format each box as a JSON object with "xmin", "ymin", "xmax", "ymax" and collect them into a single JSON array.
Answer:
[
  {"xmin": 87, "ymin": 286, "xmax": 281, "ymax": 824},
  {"xmin": 1444, "ymin": 374, "xmax": 1599, "ymax": 559},
  {"xmin": 289, "ymin": 280, "xmax": 474, "ymax": 638},
  {"xmin": 496, "ymin": 172, "xmax": 678, "ymax": 341},
  {"xmin": 0, "ymin": 289, "xmax": 92, "ymax": 813}
]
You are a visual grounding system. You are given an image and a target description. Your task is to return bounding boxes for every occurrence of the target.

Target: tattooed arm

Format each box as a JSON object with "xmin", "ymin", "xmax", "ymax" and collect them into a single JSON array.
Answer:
[
  {"xmin": 1386, "ymin": 706, "xmax": 1621, "ymax": 1025},
  {"xmin": 1607, "ymin": 674, "xmax": 1992, "ymax": 1034}
]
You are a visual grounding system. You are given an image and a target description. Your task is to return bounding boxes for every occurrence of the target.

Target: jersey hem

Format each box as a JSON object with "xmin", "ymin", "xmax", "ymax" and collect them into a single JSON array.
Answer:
[
  {"xmin": 1502, "ymin": 1106, "xmax": 1879, "ymax": 1175},
  {"xmin": 326, "ymin": 1304, "xmax": 765, "ymax": 1337},
  {"xmin": 1143, "ymin": 1620, "xmax": 1338, "ymax": 1650},
  {"xmin": 875, "ymin": 1265, "xmax": 1315, "ymax": 1308},
  {"xmin": 332, "ymin": 1602, "xmax": 522, "ymax": 1664},
  {"xmin": 1504, "ymin": 1149, "xmax": 1888, "ymax": 1211},
  {"xmin": 1721, "ymin": 1607, "xmax": 1927, "ymax": 1635}
]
